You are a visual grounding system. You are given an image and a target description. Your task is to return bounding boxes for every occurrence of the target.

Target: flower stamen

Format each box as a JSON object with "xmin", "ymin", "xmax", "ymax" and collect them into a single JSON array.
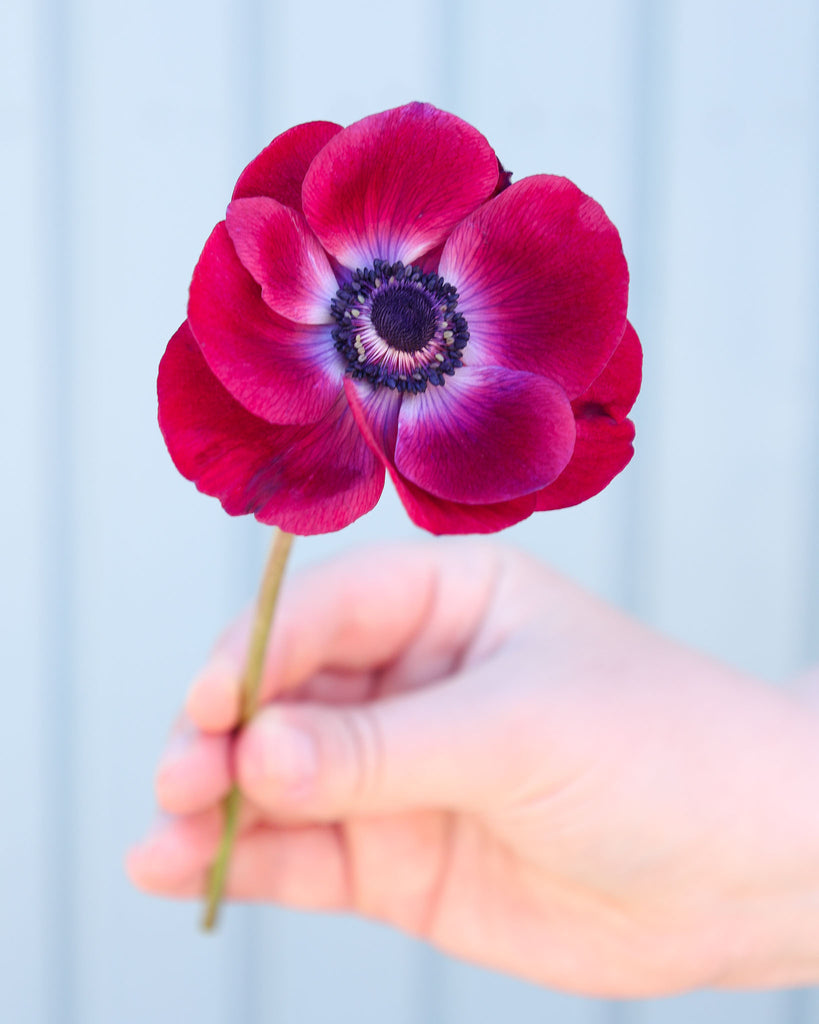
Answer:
[{"xmin": 331, "ymin": 259, "xmax": 469, "ymax": 393}]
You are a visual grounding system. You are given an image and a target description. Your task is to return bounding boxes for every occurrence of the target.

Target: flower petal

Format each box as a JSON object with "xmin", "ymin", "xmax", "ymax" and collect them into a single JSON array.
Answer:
[
  {"xmin": 577, "ymin": 320, "xmax": 642, "ymax": 421},
  {"xmin": 344, "ymin": 379, "xmax": 536, "ymax": 535},
  {"xmin": 399, "ymin": 487, "xmax": 536, "ymax": 535},
  {"xmin": 158, "ymin": 323, "xmax": 384, "ymax": 534},
  {"xmin": 535, "ymin": 323, "xmax": 642, "ymax": 510},
  {"xmin": 534, "ymin": 420, "xmax": 634, "ymax": 511},
  {"xmin": 394, "ymin": 365, "xmax": 576, "ymax": 504},
  {"xmin": 188, "ymin": 222, "xmax": 343, "ymax": 425},
  {"xmin": 302, "ymin": 102, "xmax": 499, "ymax": 269},
  {"xmin": 225, "ymin": 197, "xmax": 338, "ymax": 324},
  {"xmin": 232, "ymin": 120, "xmax": 342, "ymax": 212},
  {"xmin": 439, "ymin": 175, "xmax": 629, "ymax": 398}
]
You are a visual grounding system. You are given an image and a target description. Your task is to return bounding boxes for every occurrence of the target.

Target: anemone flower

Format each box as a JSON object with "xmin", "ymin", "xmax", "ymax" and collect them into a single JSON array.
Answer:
[
  {"xmin": 158, "ymin": 102, "xmax": 641, "ymax": 537},
  {"xmin": 157, "ymin": 102, "xmax": 642, "ymax": 930}
]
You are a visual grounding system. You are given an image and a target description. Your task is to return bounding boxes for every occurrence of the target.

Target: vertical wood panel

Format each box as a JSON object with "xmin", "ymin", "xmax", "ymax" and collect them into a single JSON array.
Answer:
[
  {"xmin": 39, "ymin": 0, "xmax": 79, "ymax": 1012},
  {"xmin": 794, "ymin": 5, "xmax": 819, "ymax": 1023},
  {"xmin": 1, "ymin": 0, "xmax": 52, "ymax": 1020},
  {"xmin": 619, "ymin": 0, "xmax": 673, "ymax": 620},
  {"xmin": 789, "ymin": 5, "xmax": 818, "ymax": 1024},
  {"xmin": 59, "ymin": 0, "xmax": 257, "ymax": 1019},
  {"xmin": 627, "ymin": 0, "xmax": 819, "ymax": 1021},
  {"xmin": 647, "ymin": 0, "xmax": 818, "ymax": 682}
]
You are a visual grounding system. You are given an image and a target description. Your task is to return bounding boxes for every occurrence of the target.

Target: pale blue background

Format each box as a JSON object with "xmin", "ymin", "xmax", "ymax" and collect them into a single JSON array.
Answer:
[{"xmin": 2, "ymin": 0, "xmax": 818, "ymax": 1021}]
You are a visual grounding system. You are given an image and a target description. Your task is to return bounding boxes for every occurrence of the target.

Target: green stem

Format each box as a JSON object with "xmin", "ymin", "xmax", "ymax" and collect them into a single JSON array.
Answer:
[{"xmin": 201, "ymin": 528, "xmax": 295, "ymax": 931}]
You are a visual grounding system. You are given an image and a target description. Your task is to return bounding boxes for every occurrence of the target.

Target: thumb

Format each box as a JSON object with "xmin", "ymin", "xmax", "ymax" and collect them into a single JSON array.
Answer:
[{"xmin": 235, "ymin": 666, "xmax": 514, "ymax": 821}]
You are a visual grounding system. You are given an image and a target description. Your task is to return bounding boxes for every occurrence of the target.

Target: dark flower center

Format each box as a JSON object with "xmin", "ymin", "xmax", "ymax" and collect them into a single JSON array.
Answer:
[
  {"xmin": 330, "ymin": 259, "xmax": 469, "ymax": 393},
  {"xmin": 370, "ymin": 288, "xmax": 437, "ymax": 353}
]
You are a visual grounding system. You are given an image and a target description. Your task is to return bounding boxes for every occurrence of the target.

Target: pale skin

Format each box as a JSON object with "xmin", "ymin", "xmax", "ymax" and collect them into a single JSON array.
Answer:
[{"xmin": 127, "ymin": 542, "xmax": 819, "ymax": 998}]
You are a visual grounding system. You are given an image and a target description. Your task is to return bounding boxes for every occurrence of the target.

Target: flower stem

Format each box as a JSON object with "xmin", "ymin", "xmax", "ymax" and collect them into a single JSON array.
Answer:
[{"xmin": 201, "ymin": 528, "xmax": 295, "ymax": 931}]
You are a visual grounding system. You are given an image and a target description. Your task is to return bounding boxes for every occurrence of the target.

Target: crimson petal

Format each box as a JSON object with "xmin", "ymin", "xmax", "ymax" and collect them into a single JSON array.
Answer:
[
  {"xmin": 226, "ymin": 197, "xmax": 337, "ymax": 324},
  {"xmin": 439, "ymin": 175, "xmax": 629, "ymax": 399},
  {"xmin": 232, "ymin": 120, "xmax": 342, "ymax": 213},
  {"xmin": 188, "ymin": 222, "xmax": 343, "ymax": 425},
  {"xmin": 579, "ymin": 320, "xmax": 642, "ymax": 421},
  {"xmin": 158, "ymin": 323, "xmax": 384, "ymax": 534},
  {"xmin": 302, "ymin": 103, "xmax": 499, "ymax": 269},
  {"xmin": 344, "ymin": 380, "xmax": 536, "ymax": 535},
  {"xmin": 535, "ymin": 322, "xmax": 642, "ymax": 510},
  {"xmin": 394, "ymin": 366, "xmax": 576, "ymax": 504}
]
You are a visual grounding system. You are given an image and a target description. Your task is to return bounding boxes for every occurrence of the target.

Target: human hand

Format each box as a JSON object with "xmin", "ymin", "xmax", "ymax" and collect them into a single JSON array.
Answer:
[{"xmin": 128, "ymin": 542, "xmax": 819, "ymax": 997}]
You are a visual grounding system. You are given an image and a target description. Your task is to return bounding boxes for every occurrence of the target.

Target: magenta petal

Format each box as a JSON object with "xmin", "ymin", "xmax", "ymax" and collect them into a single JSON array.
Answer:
[
  {"xmin": 398, "ymin": 487, "xmax": 536, "ymax": 535},
  {"xmin": 225, "ymin": 197, "xmax": 337, "ymax": 324},
  {"xmin": 393, "ymin": 365, "xmax": 576, "ymax": 504},
  {"xmin": 577, "ymin": 320, "xmax": 642, "ymax": 421},
  {"xmin": 344, "ymin": 379, "xmax": 536, "ymax": 535},
  {"xmin": 534, "ymin": 418, "xmax": 634, "ymax": 511},
  {"xmin": 535, "ymin": 323, "xmax": 642, "ymax": 510},
  {"xmin": 188, "ymin": 222, "xmax": 343, "ymax": 425},
  {"xmin": 343, "ymin": 378, "xmax": 402, "ymax": 462},
  {"xmin": 302, "ymin": 103, "xmax": 499, "ymax": 269},
  {"xmin": 414, "ymin": 241, "xmax": 445, "ymax": 274},
  {"xmin": 158, "ymin": 323, "xmax": 384, "ymax": 534},
  {"xmin": 232, "ymin": 120, "xmax": 342, "ymax": 213},
  {"xmin": 439, "ymin": 175, "xmax": 629, "ymax": 398}
]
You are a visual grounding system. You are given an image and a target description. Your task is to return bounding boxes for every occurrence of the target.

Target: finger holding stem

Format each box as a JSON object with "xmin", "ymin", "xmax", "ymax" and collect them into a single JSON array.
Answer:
[{"xmin": 201, "ymin": 528, "xmax": 295, "ymax": 931}]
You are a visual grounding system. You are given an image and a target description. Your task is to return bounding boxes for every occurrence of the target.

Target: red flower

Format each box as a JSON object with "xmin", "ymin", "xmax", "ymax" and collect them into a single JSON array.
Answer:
[{"xmin": 158, "ymin": 103, "xmax": 641, "ymax": 535}]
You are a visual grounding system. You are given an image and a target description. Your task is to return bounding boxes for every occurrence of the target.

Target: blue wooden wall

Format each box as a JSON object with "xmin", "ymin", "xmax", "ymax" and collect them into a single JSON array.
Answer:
[{"xmin": 2, "ymin": 0, "xmax": 818, "ymax": 1021}]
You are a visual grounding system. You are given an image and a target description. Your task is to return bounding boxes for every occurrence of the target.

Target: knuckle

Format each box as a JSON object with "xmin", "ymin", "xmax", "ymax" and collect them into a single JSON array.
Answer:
[{"xmin": 340, "ymin": 707, "xmax": 385, "ymax": 805}]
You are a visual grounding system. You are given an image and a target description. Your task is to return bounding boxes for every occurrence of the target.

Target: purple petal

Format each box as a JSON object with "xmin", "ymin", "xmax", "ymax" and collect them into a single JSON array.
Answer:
[
  {"xmin": 534, "ymin": 418, "xmax": 635, "ymax": 511},
  {"xmin": 439, "ymin": 175, "xmax": 629, "ymax": 399},
  {"xmin": 344, "ymin": 379, "xmax": 537, "ymax": 534},
  {"xmin": 394, "ymin": 365, "xmax": 576, "ymax": 504}
]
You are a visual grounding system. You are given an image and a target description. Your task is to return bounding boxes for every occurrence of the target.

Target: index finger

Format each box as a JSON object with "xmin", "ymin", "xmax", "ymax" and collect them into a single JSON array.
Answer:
[{"xmin": 185, "ymin": 540, "xmax": 504, "ymax": 732}]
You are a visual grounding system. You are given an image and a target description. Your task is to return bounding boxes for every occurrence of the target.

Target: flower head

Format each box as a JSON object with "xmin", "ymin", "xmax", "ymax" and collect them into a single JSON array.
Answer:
[{"xmin": 158, "ymin": 102, "xmax": 642, "ymax": 535}]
